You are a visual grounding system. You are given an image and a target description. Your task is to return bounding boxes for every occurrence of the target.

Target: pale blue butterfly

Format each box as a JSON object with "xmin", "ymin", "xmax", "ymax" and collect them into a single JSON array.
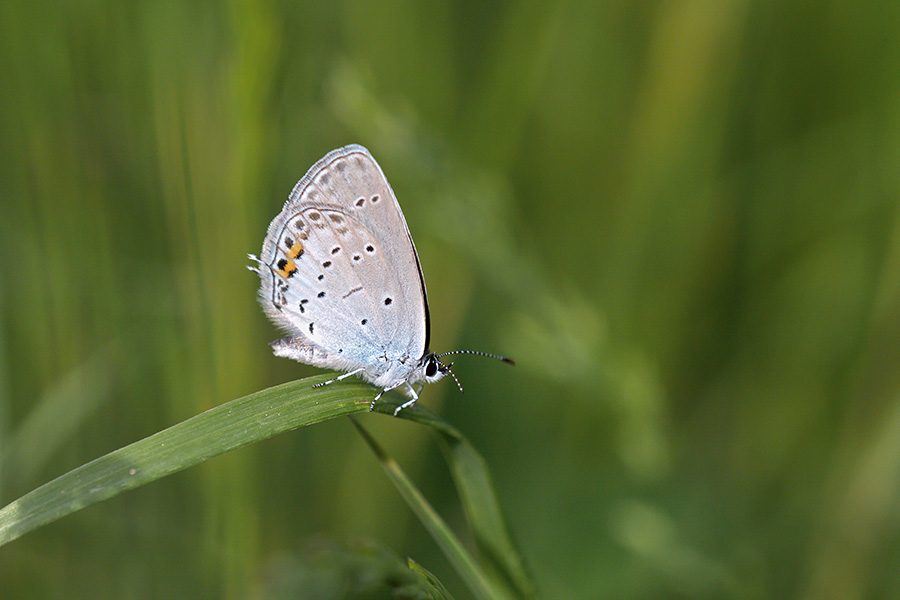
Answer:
[{"xmin": 249, "ymin": 145, "xmax": 513, "ymax": 415}]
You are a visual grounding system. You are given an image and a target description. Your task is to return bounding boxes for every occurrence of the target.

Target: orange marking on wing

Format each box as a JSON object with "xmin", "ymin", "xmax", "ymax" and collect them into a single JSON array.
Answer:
[
  {"xmin": 276, "ymin": 259, "xmax": 297, "ymax": 278},
  {"xmin": 286, "ymin": 242, "xmax": 304, "ymax": 259}
]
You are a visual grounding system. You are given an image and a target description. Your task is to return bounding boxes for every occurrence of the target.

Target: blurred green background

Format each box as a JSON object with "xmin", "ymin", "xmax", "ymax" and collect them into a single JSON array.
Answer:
[{"xmin": 2, "ymin": 0, "xmax": 900, "ymax": 598}]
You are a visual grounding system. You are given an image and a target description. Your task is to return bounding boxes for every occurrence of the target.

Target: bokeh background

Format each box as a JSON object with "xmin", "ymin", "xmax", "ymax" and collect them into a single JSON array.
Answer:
[{"xmin": 3, "ymin": 1, "xmax": 900, "ymax": 598}]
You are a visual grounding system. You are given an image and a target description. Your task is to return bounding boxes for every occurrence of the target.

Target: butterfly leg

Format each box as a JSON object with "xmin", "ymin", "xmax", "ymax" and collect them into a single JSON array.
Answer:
[
  {"xmin": 369, "ymin": 385, "xmax": 395, "ymax": 412},
  {"xmin": 367, "ymin": 381, "xmax": 414, "ymax": 414},
  {"xmin": 313, "ymin": 368, "xmax": 365, "ymax": 389},
  {"xmin": 392, "ymin": 383, "xmax": 421, "ymax": 416}
]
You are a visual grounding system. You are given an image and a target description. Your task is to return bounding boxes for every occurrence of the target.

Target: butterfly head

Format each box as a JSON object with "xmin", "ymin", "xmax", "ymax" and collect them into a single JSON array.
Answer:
[{"xmin": 422, "ymin": 353, "xmax": 454, "ymax": 385}]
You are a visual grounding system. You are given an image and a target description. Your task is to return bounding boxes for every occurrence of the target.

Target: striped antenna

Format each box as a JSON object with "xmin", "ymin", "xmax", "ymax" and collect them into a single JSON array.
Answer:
[{"xmin": 436, "ymin": 350, "xmax": 515, "ymax": 366}]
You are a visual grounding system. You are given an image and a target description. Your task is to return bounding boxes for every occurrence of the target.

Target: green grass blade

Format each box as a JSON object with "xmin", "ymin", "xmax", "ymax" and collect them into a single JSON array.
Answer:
[
  {"xmin": 351, "ymin": 416, "xmax": 516, "ymax": 600},
  {"xmin": 407, "ymin": 558, "xmax": 457, "ymax": 600},
  {"xmin": 0, "ymin": 374, "xmax": 374, "ymax": 547},
  {"xmin": 388, "ymin": 407, "xmax": 537, "ymax": 598},
  {"xmin": 436, "ymin": 428, "xmax": 537, "ymax": 599},
  {"xmin": 257, "ymin": 536, "xmax": 446, "ymax": 598}
]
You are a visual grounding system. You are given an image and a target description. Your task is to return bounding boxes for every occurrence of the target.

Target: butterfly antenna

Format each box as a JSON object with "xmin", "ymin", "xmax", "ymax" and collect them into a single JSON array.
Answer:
[
  {"xmin": 442, "ymin": 361, "xmax": 464, "ymax": 394},
  {"xmin": 437, "ymin": 349, "xmax": 515, "ymax": 366}
]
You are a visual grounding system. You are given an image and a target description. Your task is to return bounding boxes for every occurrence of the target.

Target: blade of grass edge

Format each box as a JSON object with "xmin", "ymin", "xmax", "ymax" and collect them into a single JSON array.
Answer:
[
  {"xmin": 396, "ymin": 407, "xmax": 537, "ymax": 599},
  {"xmin": 407, "ymin": 557, "xmax": 457, "ymax": 600},
  {"xmin": 436, "ymin": 429, "xmax": 537, "ymax": 598},
  {"xmin": 0, "ymin": 375, "xmax": 374, "ymax": 547},
  {"xmin": 350, "ymin": 416, "xmax": 517, "ymax": 600}
]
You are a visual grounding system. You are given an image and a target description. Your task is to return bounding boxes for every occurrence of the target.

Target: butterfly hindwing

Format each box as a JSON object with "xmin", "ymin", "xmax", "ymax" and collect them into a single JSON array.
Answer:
[{"xmin": 256, "ymin": 145, "xmax": 429, "ymax": 380}]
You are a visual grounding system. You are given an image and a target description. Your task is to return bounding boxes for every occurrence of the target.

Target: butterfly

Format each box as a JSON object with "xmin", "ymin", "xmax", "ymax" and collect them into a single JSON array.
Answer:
[{"xmin": 249, "ymin": 145, "xmax": 512, "ymax": 415}]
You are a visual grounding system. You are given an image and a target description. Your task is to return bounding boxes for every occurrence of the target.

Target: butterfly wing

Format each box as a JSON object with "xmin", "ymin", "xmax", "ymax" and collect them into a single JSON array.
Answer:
[{"xmin": 255, "ymin": 145, "xmax": 429, "ymax": 383}]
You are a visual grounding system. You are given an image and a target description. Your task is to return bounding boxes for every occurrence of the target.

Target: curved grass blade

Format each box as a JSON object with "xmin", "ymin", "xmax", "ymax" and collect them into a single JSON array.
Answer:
[
  {"xmin": 387, "ymin": 406, "xmax": 537, "ymax": 599},
  {"xmin": 0, "ymin": 374, "xmax": 374, "ymax": 547},
  {"xmin": 436, "ymin": 425, "xmax": 537, "ymax": 598},
  {"xmin": 407, "ymin": 558, "xmax": 456, "ymax": 600},
  {"xmin": 351, "ymin": 415, "xmax": 518, "ymax": 600}
]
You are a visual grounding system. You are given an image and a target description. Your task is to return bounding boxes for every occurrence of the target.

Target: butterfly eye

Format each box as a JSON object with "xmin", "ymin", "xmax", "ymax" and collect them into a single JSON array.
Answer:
[{"xmin": 425, "ymin": 357, "xmax": 438, "ymax": 378}]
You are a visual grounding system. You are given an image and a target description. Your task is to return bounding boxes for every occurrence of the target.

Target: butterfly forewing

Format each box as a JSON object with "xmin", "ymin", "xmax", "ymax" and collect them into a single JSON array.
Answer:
[{"xmin": 257, "ymin": 145, "xmax": 429, "ymax": 379}]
